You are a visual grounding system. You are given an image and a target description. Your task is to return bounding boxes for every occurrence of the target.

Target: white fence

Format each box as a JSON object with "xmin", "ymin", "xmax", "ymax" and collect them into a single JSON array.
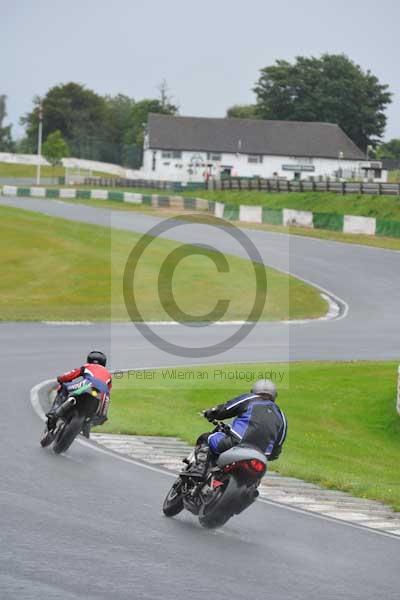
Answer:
[{"xmin": 0, "ymin": 152, "xmax": 142, "ymax": 179}]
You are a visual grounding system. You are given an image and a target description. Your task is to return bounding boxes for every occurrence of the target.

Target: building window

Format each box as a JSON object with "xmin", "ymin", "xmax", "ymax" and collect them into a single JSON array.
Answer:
[
  {"xmin": 162, "ymin": 150, "xmax": 181, "ymax": 159},
  {"xmin": 207, "ymin": 152, "xmax": 222, "ymax": 161},
  {"xmin": 290, "ymin": 156, "xmax": 313, "ymax": 164},
  {"xmin": 248, "ymin": 155, "xmax": 263, "ymax": 164}
]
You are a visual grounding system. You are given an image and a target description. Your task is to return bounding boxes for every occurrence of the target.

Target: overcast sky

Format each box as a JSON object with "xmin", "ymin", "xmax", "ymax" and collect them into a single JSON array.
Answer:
[{"xmin": 2, "ymin": 0, "xmax": 399, "ymax": 142}]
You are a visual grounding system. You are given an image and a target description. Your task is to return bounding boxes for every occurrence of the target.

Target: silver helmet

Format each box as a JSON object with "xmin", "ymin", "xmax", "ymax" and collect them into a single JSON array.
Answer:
[{"xmin": 251, "ymin": 379, "xmax": 277, "ymax": 401}]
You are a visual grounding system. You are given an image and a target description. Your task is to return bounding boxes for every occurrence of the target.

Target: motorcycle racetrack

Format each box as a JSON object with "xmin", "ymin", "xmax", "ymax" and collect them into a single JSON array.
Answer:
[{"xmin": 1, "ymin": 196, "xmax": 399, "ymax": 599}]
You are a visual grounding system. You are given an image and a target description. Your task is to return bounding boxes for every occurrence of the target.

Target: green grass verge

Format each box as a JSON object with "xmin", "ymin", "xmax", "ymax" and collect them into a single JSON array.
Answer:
[
  {"xmin": 388, "ymin": 170, "xmax": 400, "ymax": 183},
  {"xmin": 0, "ymin": 162, "xmax": 118, "ymax": 179},
  {"xmin": 11, "ymin": 194, "xmax": 400, "ymax": 250},
  {"xmin": 0, "ymin": 205, "xmax": 326, "ymax": 321},
  {"xmin": 65, "ymin": 186, "xmax": 400, "ymax": 221},
  {"xmin": 19, "ymin": 184, "xmax": 400, "ymax": 221},
  {"xmin": 102, "ymin": 361, "xmax": 400, "ymax": 511},
  {"xmin": 182, "ymin": 190, "xmax": 400, "ymax": 222},
  {"xmin": 52, "ymin": 197, "xmax": 400, "ymax": 251}
]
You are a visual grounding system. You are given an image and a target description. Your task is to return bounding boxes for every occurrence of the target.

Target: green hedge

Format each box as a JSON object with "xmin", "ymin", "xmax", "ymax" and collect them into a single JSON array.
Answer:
[{"xmin": 313, "ymin": 212, "xmax": 344, "ymax": 231}]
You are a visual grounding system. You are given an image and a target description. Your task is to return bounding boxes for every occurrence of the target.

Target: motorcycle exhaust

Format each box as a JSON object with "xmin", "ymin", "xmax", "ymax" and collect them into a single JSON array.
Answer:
[{"xmin": 55, "ymin": 396, "xmax": 76, "ymax": 419}]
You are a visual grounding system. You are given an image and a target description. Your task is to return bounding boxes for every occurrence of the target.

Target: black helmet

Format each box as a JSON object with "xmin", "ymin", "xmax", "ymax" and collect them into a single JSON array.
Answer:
[
  {"xmin": 251, "ymin": 379, "xmax": 277, "ymax": 401},
  {"xmin": 87, "ymin": 351, "xmax": 107, "ymax": 367}
]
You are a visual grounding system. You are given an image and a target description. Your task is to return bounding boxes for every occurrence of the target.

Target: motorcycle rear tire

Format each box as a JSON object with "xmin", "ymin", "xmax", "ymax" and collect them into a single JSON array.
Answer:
[
  {"xmin": 163, "ymin": 479, "xmax": 184, "ymax": 517},
  {"xmin": 199, "ymin": 476, "xmax": 239, "ymax": 529},
  {"xmin": 53, "ymin": 413, "xmax": 85, "ymax": 454}
]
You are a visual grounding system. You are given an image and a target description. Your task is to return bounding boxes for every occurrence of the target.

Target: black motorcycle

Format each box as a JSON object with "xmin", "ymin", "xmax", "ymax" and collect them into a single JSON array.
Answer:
[
  {"xmin": 162, "ymin": 420, "xmax": 267, "ymax": 529},
  {"xmin": 40, "ymin": 379, "xmax": 100, "ymax": 454}
]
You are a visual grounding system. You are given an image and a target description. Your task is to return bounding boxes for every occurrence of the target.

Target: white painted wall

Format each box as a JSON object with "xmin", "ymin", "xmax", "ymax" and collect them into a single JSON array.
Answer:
[
  {"xmin": 343, "ymin": 215, "xmax": 376, "ymax": 235},
  {"xmin": 239, "ymin": 205, "xmax": 263, "ymax": 223},
  {"xmin": 0, "ymin": 152, "xmax": 50, "ymax": 166},
  {"xmin": 142, "ymin": 148, "xmax": 379, "ymax": 183},
  {"xmin": 283, "ymin": 209, "xmax": 313, "ymax": 228}
]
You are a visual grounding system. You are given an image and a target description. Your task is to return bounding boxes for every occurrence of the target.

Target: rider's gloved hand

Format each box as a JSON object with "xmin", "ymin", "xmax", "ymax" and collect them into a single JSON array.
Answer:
[{"xmin": 203, "ymin": 408, "xmax": 217, "ymax": 422}]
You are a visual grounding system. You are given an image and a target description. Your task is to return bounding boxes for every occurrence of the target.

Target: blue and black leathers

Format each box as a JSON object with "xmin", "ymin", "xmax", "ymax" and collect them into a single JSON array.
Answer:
[{"xmin": 207, "ymin": 393, "xmax": 287, "ymax": 461}]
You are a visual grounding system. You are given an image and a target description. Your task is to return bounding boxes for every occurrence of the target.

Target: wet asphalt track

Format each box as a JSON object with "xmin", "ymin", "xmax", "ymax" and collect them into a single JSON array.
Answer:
[{"xmin": 0, "ymin": 197, "xmax": 399, "ymax": 599}]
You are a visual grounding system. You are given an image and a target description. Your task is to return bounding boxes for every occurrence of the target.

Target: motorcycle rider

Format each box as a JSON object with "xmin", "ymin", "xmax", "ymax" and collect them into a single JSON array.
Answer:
[
  {"xmin": 187, "ymin": 379, "xmax": 287, "ymax": 479},
  {"xmin": 46, "ymin": 351, "xmax": 112, "ymax": 439}
]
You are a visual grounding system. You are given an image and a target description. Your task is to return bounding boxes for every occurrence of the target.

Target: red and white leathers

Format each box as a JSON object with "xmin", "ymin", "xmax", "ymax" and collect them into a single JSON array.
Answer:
[{"xmin": 57, "ymin": 363, "xmax": 112, "ymax": 419}]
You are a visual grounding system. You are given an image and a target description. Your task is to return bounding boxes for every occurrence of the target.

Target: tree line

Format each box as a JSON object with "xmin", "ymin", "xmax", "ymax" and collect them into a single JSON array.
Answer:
[
  {"xmin": 0, "ymin": 54, "xmax": 399, "ymax": 167},
  {"xmin": 0, "ymin": 81, "xmax": 177, "ymax": 168}
]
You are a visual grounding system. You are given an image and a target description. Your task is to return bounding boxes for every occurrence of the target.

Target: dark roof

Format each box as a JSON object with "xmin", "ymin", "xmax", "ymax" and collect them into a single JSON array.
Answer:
[
  {"xmin": 382, "ymin": 159, "xmax": 400, "ymax": 171},
  {"xmin": 147, "ymin": 114, "xmax": 366, "ymax": 160}
]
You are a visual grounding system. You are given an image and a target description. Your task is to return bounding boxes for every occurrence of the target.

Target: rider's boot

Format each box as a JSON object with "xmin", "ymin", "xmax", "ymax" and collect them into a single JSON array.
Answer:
[
  {"xmin": 186, "ymin": 444, "xmax": 212, "ymax": 480},
  {"xmin": 81, "ymin": 419, "xmax": 91, "ymax": 439},
  {"xmin": 46, "ymin": 413, "xmax": 57, "ymax": 431},
  {"xmin": 81, "ymin": 414, "xmax": 107, "ymax": 439},
  {"xmin": 45, "ymin": 390, "xmax": 65, "ymax": 431}
]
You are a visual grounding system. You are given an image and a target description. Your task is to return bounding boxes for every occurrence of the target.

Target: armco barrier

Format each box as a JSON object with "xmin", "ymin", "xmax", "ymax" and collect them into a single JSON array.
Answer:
[{"xmin": 2, "ymin": 185, "xmax": 400, "ymax": 240}]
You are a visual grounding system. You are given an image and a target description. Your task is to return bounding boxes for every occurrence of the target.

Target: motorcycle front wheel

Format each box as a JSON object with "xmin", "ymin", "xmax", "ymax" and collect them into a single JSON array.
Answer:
[
  {"xmin": 162, "ymin": 478, "xmax": 184, "ymax": 517},
  {"xmin": 53, "ymin": 413, "xmax": 85, "ymax": 454},
  {"xmin": 40, "ymin": 428, "xmax": 55, "ymax": 448}
]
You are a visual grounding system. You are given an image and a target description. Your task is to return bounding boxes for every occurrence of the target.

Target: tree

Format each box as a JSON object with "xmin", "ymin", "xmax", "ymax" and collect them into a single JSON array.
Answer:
[
  {"xmin": 42, "ymin": 130, "xmax": 69, "ymax": 166},
  {"xmin": 253, "ymin": 54, "xmax": 392, "ymax": 150},
  {"xmin": 104, "ymin": 91, "xmax": 177, "ymax": 165},
  {"xmin": 104, "ymin": 94, "xmax": 136, "ymax": 164},
  {"xmin": 20, "ymin": 81, "xmax": 178, "ymax": 167},
  {"xmin": 0, "ymin": 95, "xmax": 15, "ymax": 152},
  {"xmin": 376, "ymin": 139, "xmax": 400, "ymax": 160},
  {"xmin": 131, "ymin": 97, "xmax": 178, "ymax": 146},
  {"xmin": 226, "ymin": 104, "xmax": 258, "ymax": 119},
  {"xmin": 20, "ymin": 83, "xmax": 110, "ymax": 156}
]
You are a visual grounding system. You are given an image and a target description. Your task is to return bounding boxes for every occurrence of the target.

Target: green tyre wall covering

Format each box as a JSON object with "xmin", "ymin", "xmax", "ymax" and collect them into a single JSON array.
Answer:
[
  {"xmin": 108, "ymin": 191, "xmax": 124, "ymax": 202},
  {"xmin": 262, "ymin": 208, "xmax": 283, "ymax": 225},
  {"xmin": 76, "ymin": 190, "xmax": 91, "ymax": 199},
  {"xmin": 183, "ymin": 197, "xmax": 196, "ymax": 210},
  {"xmin": 157, "ymin": 196, "xmax": 170, "ymax": 208},
  {"xmin": 313, "ymin": 212, "xmax": 344, "ymax": 231},
  {"xmin": 17, "ymin": 188, "xmax": 31, "ymax": 197},
  {"xmin": 223, "ymin": 204, "xmax": 240, "ymax": 220},
  {"xmin": 46, "ymin": 189, "xmax": 60, "ymax": 198},
  {"xmin": 142, "ymin": 195, "xmax": 152, "ymax": 206},
  {"xmin": 376, "ymin": 219, "xmax": 400, "ymax": 238}
]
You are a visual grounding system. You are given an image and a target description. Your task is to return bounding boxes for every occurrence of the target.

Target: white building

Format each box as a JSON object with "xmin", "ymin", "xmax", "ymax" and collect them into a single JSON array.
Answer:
[{"xmin": 142, "ymin": 114, "xmax": 386, "ymax": 183}]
